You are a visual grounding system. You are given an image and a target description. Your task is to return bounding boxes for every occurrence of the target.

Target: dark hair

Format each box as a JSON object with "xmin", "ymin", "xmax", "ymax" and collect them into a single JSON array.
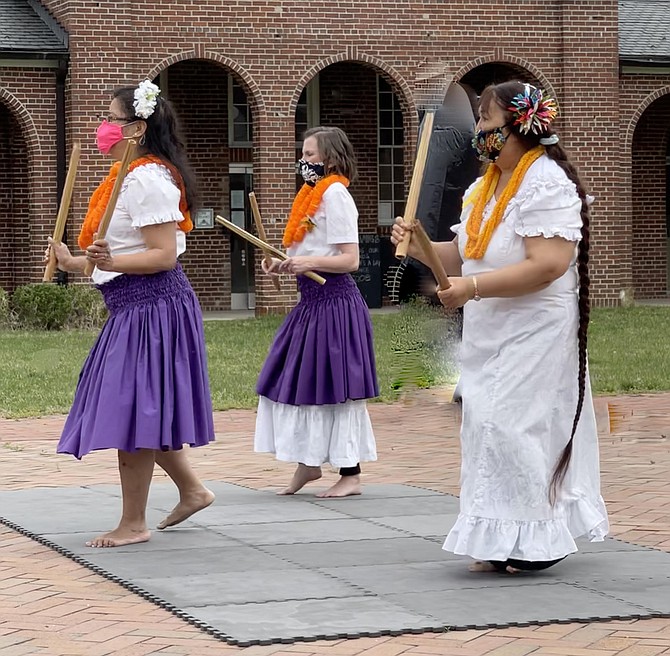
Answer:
[
  {"xmin": 113, "ymin": 86, "xmax": 199, "ymax": 212},
  {"xmin": 303, "ymin": 126, "xmax": 357, "ymax": 182},
  {"xmin": 481, "ymin": 80, "xmax": 590, "ymax": 504}
]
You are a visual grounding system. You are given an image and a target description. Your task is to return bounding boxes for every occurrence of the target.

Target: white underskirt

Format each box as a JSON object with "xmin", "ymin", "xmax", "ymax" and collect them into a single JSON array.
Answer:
[{"xmin": 254, "ymin": 396, "xmax": 377, "ymax": 467}]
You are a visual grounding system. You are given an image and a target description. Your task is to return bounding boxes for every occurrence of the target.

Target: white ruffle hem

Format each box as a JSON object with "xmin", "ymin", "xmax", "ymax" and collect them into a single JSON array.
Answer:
[{"xmin": 254, "ymin": 396, "xmax": 377, "ymax": 468}]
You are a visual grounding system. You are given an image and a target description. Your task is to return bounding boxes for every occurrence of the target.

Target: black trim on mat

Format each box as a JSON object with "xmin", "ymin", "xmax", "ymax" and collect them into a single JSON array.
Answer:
[{"xmin": 2, "ymin": 514, "xmax": 669, "ymax": 647}]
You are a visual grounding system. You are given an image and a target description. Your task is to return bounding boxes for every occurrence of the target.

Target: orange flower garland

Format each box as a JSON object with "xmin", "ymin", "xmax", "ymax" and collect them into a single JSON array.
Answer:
[
  {"xmin": 282, "ymin": 175, "xmax": 349, "ymax": 248},
  {"xmin": 78, "ymin": 155, "xmax": 193, "ymax": 250},
  {"xmin": 464, "ymin": 145, "xmax": 545, "ymax": 259}
]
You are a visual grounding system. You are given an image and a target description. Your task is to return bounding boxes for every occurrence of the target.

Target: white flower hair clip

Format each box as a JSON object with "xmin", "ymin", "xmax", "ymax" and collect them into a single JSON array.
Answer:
[{"xmin": 133, "ymin": 80, "xmax": 160, "ymax": 119}]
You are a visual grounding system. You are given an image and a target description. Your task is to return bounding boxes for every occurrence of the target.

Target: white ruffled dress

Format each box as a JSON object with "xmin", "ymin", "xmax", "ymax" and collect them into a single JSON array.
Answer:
[{"xmin": 444, "ymin": 155, "xmax": 609, "ymax": 562}]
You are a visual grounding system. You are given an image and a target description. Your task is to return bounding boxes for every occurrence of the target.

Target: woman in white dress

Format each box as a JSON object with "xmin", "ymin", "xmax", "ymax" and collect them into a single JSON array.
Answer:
[
  {"xmin": 255, "ymin": 127, "xmax": 378, "ymax": 498},
  {"xmin": 392, "ymin": 81, "xmax": 608, "ymax": 572}
]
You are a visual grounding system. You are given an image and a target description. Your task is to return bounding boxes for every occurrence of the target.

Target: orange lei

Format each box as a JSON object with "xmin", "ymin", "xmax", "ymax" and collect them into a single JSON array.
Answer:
[
  {"xmin": 464, "ymin": 145, "xmax": 545, "ymax": 259},
  {"xmin": 78, "ymin": 155, "xmax": 193, "ymax": 250},
  {"xmin": 282, "ymin": 175, "xmax": 350, "ymax": 248}
]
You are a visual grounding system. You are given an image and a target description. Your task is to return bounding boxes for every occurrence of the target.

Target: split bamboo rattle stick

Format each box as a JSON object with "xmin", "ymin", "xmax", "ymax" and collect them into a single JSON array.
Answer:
[
  {"xmin": 43, "ymin": 141, "xmax": 81, "ymax": 282},
  {"xmin": 83, "ymin": 139, "xmax": 137, "ymax": 278},
  {"xmin": 248, "ymin": 192, "xmax": 281, "ymax": 291},
  {"xmin": 411, "ymin": 221, "xmax": 451, "ymax": 290},
  {"xmin": 215, "ymin": 215, "xmax": 326, "ymax": 285},
  {"xmin": 394, "ymin": 111, "xmax": 435, "ymax": 259}
]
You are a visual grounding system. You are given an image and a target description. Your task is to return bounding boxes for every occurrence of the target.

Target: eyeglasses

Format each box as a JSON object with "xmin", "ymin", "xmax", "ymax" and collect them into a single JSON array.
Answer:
[{"xmin": 97, "ymin": 114, "xmax": 135, "ymax": 123}]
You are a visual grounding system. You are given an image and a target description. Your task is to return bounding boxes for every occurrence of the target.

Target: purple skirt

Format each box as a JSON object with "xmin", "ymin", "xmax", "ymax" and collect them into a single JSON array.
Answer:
[
  {"xmin": 256, "ymin": 273, "xmax": 379, "ymax": 406},
  {"xmin": 57, "ymin": 266, "xmax": 215, "ymax": 459}
]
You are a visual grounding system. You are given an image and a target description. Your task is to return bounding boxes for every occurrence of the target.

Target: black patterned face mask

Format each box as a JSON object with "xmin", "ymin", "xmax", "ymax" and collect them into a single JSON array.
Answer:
[
  {"xmin": 298, "ymin": 159, "xmax": 326, "ymax": 186},
  {"xmin": 472, "ymin": 127, "xmax": 508, "ymax": 163}
]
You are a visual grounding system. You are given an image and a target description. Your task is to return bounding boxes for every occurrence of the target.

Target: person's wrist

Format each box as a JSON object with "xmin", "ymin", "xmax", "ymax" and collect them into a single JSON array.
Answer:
[
  {"xmin": 60, "ymin": 254, "xmax": 74, "ymax": 271},
  {"xmin": 471, "ymin": 276, "xmax": 481, "ymax": 301}
]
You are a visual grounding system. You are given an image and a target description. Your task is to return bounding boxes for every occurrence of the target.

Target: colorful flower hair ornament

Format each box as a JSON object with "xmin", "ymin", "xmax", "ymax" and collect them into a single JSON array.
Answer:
[
  {"xmin": 508, "ymin": 84, "xmax": 558, "ymax": 135},
  {"xmin": 133, "ymin": 80, "xmax": 161, "ymax": 119}
]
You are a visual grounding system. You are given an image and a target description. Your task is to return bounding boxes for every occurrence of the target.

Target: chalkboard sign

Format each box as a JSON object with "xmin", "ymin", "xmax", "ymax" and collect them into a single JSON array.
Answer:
[{"xmin": 352, "ymin": 233, "xmax": 382, "ymax": 308}]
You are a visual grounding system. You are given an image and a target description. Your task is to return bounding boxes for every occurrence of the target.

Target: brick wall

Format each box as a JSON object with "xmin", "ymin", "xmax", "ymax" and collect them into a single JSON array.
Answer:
[
  {"xmin": 165, "ymin": 60, "xmax": 232, "ymax": 310},
  {"xmin": 630, "ymin": 96, "xmax": 670, "ymax": 297},
  {"xmin": 4, "ymin": 0, "xmax": 668, "ymax": 309},
  {"xmin": 0, "ymin": 104, "xmax": 28, "ymax": 291},
  {"xmin": 0, "ymin": 68, "xmax": 59, "ymax": 290},
  {"xmin": 318, "ymin": 63, "xmax": 379, "ymax": 235},
  {"xmin": 621, "ymin": 74, "xmax": 670, "ymax": 300}
]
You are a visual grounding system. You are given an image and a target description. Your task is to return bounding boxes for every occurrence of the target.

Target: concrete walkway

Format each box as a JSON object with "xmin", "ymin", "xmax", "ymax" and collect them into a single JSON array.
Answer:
[{"xmin": 0, "ymin": 390, "xmax": 669, "ymax": 655}]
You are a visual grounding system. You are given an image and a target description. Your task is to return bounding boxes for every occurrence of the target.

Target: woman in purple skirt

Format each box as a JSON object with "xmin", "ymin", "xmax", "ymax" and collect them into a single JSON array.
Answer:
[
  {"xmin": 255, "ymin": 126, "xmax": 379, "ymax": 498},
  {"xmin": 48, "ymin": 80, "xmax": 215, "ymax": 547}
]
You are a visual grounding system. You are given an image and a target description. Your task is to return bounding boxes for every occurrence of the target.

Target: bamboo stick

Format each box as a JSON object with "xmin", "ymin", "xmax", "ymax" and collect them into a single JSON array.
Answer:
[
  {"xmin": 215, "ymin": 215, "xmax": 326, "ymax": 285},
  {"xmin": 395, "ymin": 111, "xmax": 435, "ymax": 260},
  {"xmin": 412, "ymin": 221, "xmax": 451, "ymax": 290},
  {"xmin": 248, "ymin": 192, "xmax": 281, "ymax": 291},
  {"xmin": 43, "ymin": 141, "xmax": 81, "ymax": 282},
  {"xmin": 83, "ymin": 139, "xmax": 137, "ymax": 278}
]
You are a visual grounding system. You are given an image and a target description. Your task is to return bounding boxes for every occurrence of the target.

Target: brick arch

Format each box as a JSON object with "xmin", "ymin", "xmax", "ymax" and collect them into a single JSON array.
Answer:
[
  {"xmin": 624, "ymin": 86, "xmax": 670, "ymax": 155},
  {"xmin": 287, "ymin": 51, "xmax": 417, "ymax": 122},
  {"xmin": 626, "ymin": 88, "xmax": 670, "ymax": 299},
  {"xmin": 453, "ymin": 55, "xmax": 558, "ymax": 103},
  {"xmin": 144, "ymin": 50, "xmax": 266, "ymax": 120},
  {"xmin": 0, "ymin": 87, "xmax": 41, "ymax": 163}
]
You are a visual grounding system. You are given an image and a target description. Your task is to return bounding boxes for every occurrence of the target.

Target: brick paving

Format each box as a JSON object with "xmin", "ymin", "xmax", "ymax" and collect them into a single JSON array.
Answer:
[{"xmin": 0, "ymin": 390, "xmax": 669, "ymax": 655}]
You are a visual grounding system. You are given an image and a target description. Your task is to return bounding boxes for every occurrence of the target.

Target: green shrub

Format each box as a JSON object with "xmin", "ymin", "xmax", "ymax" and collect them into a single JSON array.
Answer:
[
  {"xmin": 0, "ymin": 288, "xmax": 11, "ymax": 328},
  {"xmin": 66, "ymin": 284, "xmax": 107, "ymax": 329},
  {"xmin": 11, "ymin": 283, "xmax": 73, "ymax": 330}
]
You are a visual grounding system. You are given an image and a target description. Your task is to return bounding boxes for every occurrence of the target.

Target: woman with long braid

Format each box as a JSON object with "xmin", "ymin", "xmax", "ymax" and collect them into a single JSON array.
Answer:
[{"xmin": 392, "ymin": 81, "xmax": 608, "ymax": 573}]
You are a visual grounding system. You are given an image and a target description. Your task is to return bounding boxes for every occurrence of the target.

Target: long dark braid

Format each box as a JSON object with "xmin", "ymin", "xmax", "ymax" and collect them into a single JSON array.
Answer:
[
  {"xmin": 543, "ymin": 139, "xmax": 591, "ymax": 504},
  {"xmin": 484, "ymin": 81, "xmax": 591, "ymax": 504}
]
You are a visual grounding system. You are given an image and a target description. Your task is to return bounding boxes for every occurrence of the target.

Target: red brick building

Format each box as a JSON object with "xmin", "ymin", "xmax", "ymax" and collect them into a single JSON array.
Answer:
[{"xmin": 1, "ymin": 0, "xmax": 668, "ymax": 312}]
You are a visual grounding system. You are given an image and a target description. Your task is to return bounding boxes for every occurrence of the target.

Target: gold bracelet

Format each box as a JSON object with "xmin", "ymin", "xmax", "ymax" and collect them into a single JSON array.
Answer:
[{"xmin": 472, "ymin": 276, "xmax": 481, "ymax": 302}]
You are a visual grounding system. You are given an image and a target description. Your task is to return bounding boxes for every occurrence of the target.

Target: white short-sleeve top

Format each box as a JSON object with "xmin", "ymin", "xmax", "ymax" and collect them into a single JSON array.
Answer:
[
  {"xmin": 92, "ymin": 162, "xmax": 187, "ymax": 285},
  {"xmin": 452, "ymin": 155, "xmax": 583, "ymax": 250},
  {"xmin": 286, "ymin": 182, "xmax": 359, "ymax": 257}
]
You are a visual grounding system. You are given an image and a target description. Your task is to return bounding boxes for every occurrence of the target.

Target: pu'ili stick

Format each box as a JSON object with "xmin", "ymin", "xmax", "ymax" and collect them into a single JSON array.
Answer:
[
  {"xmin": 248, "ymin": 192, "xmax": 281, "ymax": 291},
  {"xmin": 43, "ymin": 141, "xmax": 81, "ymax": 282},
  {"xmin": 83, "ymin": 139, "xmax": 137, "ymax": 277},
  {"xmin": 215, "ymin": 215, "xmax": 326, "ymax": 285},
  {"xmin": 395, "ymin": 111, "xmax": 435, "ymax": 259},
  {"xmin": 412, "ymin": 221, "xmax": 451, "ymax": 290}
]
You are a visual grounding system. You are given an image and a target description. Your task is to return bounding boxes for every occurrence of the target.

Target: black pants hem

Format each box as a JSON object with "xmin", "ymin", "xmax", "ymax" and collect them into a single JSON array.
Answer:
[{"xmin": 488, "ymin": 556, "xmax": 567, "ymax": 572}]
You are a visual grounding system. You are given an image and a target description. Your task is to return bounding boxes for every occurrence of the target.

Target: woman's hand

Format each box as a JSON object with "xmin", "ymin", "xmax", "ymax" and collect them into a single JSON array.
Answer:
[
  {"xmin": 390, "ymin": 216, "xmax": 420, "ymax": 259},
  {"xmin": 278, "ymin": 256, "xmax": 317, "ymax": 276},
  {"xmin": 86, "ymin": 238, "xmax": 115, "ymax": 271},
  {"xmin": 436, "ymin": 277, "xmax": 475, "ymax": 309},
  {"xmin": 261, "ymin": 257, "xmax": 282, "ymax": 276},
  {"xmin": 46, "ymin": 237, "xmax": 74, "ymax": 271}
]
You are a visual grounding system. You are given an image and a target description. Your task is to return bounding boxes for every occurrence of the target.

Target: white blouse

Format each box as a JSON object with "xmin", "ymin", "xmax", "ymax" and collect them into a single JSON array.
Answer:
[
  {"xmin": 92, "ymin": 163, "xmax": 187, "ymax": 286},
  {"xmin": 287, "ymin": 182, "xmax": 359, "ymax": 258}
]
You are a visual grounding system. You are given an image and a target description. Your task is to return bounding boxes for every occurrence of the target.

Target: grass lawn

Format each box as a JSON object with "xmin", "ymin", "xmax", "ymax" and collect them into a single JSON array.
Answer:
[{"xmin": 0, "ymin": 306, "xmax": 668, "ymax": 418}]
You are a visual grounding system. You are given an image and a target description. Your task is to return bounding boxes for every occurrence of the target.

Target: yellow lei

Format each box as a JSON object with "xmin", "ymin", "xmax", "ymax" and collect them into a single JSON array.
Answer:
[{"xmin": 464, "ymin": 145, "xmax": 545, "ymax": 259}]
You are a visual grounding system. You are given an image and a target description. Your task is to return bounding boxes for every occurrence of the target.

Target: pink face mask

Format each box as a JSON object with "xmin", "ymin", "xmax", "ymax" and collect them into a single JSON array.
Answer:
[{"xmin": 96, "ymin": 120, "xmax": 127, "ymax": 155}]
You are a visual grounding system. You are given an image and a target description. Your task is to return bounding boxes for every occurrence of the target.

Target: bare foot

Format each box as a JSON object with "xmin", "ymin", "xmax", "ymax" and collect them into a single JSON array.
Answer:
[
  {"xmin": 468, "ymin": 561, "xmax": 521, "ymax": 574},
  {"xmin": 277, "ymin": 464, "xmax": 322, "ymax": 495},
  {"xmin": 86, "ymin": 527, "xmax": 151, "ymax": 548},
  {"xmin": 157, "ymin": 488, "xmax": 215, "ymax": 530},
  {"xmin": 468, "ymin": 560, "xmax": 497, "ymax": 572},
  {"xmin": 316, "ymin": 474, "xmax": 362, "ymax": 498}
]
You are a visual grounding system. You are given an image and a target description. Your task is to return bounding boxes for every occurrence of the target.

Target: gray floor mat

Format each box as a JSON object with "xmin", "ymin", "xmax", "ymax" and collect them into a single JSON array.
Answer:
[{"xmin": 1, "ymin": 481, "xmax": 668, "ymax": 646}]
